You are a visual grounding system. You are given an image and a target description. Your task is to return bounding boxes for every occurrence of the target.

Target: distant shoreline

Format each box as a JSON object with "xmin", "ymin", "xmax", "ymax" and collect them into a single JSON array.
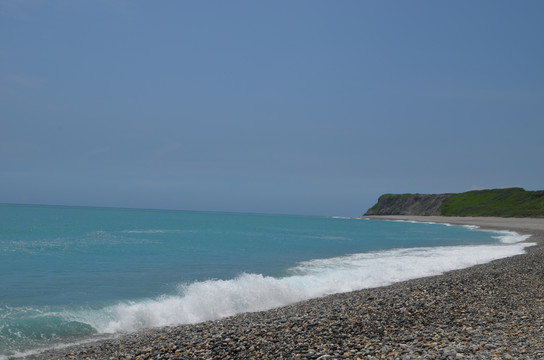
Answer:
[
  {"xmin": 18, "ymin": 216, "xmax": 544, "ymax": 359},
  {"xmin": 363, "ymin": 215, "xmax": 544, "ymax": 234}
]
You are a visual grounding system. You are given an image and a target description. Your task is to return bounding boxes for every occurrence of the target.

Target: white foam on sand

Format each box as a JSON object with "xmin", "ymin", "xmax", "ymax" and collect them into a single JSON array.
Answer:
[{"xmin": 84, "ymin": 234, "xmax": 534, "ymax": 334}]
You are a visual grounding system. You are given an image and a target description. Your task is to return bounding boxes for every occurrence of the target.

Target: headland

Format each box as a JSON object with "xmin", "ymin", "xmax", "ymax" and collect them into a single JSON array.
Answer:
[{"xmin": 365, "ymin": 188, "xmax": 544, "ymax": 218}]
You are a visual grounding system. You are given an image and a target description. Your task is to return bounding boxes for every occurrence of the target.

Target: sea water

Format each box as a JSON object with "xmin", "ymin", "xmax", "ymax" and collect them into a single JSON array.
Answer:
[{"xmin": 0, "ymin": 204, "xmax": 533, "ymax": 358}]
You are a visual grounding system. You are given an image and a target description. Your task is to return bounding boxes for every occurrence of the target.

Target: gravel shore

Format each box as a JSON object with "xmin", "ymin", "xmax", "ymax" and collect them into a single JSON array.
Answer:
[{"xmin": 17, "ymin": 217, "xmax": 544, "ymax": 360}]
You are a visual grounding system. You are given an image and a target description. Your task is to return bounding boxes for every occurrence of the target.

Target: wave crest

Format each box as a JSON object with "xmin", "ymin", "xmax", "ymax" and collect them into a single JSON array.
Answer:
[{"xmin": 85, "ymin": 241, "xmax": 534, "ymax": 334}]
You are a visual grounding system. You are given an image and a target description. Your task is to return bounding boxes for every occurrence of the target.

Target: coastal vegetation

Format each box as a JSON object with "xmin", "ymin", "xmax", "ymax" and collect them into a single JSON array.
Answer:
[
  {"xmin": 365, "ymin": 188, "xmax": 544, "ymax": 217},
  {"xmin": 440, "ymin": 187, "xmax": 544, "ymax": 217}
]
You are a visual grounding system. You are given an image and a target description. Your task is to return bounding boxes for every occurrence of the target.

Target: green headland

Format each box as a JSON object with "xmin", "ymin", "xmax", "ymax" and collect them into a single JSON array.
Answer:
[{"xmin": 365, "ymin": 187, "xmax": 544, "ymax": 218}]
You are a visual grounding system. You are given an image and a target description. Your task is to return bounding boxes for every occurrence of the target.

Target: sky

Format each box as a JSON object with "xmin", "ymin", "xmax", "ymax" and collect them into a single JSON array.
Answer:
[{"xmin": 1, "ymin": 1, "xmax": 543, "ymax": 216}]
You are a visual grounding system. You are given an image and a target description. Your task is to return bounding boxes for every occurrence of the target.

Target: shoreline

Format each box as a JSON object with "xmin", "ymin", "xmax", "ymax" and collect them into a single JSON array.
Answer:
[
  {"xmin": 17, "ymin": 217, "xmax": 544, "ymax": 359},
  {"xmin": 362, "ymin": 215, "xmax": 544, "ymax": 233}
]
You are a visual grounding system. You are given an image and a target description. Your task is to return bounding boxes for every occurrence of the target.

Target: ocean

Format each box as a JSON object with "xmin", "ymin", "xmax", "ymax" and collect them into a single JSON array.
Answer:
[{"xmin": 0, "ymin": 204, "xmax": 533, "ymax": 359}]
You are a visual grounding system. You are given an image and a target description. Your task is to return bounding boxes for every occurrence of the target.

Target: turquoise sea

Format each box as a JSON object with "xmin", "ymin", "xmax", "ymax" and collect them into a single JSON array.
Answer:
[{"xmin": 0, "ymin": 204, "xmax": 533, "ymax": 359}]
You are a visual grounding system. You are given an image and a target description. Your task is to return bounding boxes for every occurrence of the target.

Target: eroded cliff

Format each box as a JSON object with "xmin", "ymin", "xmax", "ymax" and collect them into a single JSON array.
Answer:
[
  {"xmin": 364, "ymin": 193, "xmax": 453, "ymax": 216},
  {"xmin": 365, "ymin": 188, "xmax": 544, "ymax": 217}
]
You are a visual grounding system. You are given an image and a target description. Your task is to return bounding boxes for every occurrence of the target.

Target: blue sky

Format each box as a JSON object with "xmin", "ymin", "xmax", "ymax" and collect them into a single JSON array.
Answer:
[{"xmin": 1, "ymin": 1, "xmax": 543, "ymax": 216}]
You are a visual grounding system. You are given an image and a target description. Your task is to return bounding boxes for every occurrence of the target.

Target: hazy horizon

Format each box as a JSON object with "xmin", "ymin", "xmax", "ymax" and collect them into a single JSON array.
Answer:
[{"xmin": 2, "ymin": 1, "xmax": 543, "ymax": 216}]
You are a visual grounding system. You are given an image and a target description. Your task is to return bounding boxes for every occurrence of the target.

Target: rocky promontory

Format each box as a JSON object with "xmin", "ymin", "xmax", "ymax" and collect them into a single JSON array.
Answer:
[
  {"xmin": 364, "ymin": 193, "xmax": 452, "ymax": 216},
  {"xmin": 365, "ymin": 188, "xmax": 544, "ymax": 217}
]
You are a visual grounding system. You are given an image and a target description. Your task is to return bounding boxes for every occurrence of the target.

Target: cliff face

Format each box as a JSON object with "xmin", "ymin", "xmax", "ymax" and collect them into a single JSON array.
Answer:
[
  {"xmin": 365, "ymin": 188, "xmax": 544, "ymax": 217},
  {"xmin": 364, "ymin": 193, "xmax": 453, "ymax": 216}
]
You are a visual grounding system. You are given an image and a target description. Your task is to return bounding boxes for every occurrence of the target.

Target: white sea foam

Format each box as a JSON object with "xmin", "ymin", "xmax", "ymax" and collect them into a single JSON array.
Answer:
[
  {"xmin": 492, "ymin": 230, "xmax": 532, "ymax": 244},
  {"xmin": 122, "ymin": 229, "xmax": 168, "ymax": 234},
  {"xmin": 79, "ymin": 237, "xmax": 534, "ymax": 335},
  {"xmin": 391, "ymin": 219, "xmax": 445, "ymax": 226}
]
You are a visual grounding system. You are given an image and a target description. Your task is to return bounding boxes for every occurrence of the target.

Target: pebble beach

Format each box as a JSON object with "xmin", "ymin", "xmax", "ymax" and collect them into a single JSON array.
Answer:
[{"xmin": 17, "ymin": 217, "xmax": 544, "ymax": 360}]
